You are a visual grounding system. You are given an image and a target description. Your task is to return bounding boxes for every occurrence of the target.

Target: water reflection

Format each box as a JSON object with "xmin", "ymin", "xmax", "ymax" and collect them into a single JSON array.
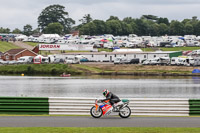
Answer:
[{"xmin": 0, "ymin": 76, "xmax": 199, "ymax": 98}]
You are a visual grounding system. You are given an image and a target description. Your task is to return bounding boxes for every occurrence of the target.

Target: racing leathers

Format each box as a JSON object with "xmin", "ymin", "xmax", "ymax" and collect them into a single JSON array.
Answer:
[{"xmin": 102, "ymin": 92, "xmax": 120, "ymax": 106}]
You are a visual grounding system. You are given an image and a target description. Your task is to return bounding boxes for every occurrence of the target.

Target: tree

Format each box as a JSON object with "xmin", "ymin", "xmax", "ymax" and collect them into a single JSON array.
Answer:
[
  {"xmin": 130, "ymin": 21, "xmax": 138, "ymax": 34},
  {"xmin": 120, "ymin": 22, "xmax": 132, "ymax": 35},
  {"xmin": 105, "ymin": 20, "xmax": 122, "ymax": 35},
  {"xmin": 38, "ymin": 4, "xmax": 75, "ymax": 33},
  {"xmin": 182, "ymin": 19, "xmax": 191, "ymax": 25},
  {"xmin": 157, "ymin": 17, "xmax": 169, "ymax": 25},
  {"xmin": 184, "ymin": 22, "xmax": 194, "ymax": 35},
  {"xmin": 142, "ymin": 15, "xmax": 158, "ymax": 21},
  {"xmin": 106, "ymin": 16, "xmax": 119, "ymax": 21},
  {"xmin": 23, "ymin": 24, "xmax": 32, "ymax": 36},
  {"xmin": 79, "ymin": 22, "xmax": 96, "ymax": 35},
  {"xmin": 0, "ymin": 27, "xmax": 10, "ymax": 33},
  {"xmin": 79, "ymin": 14, "xmax": 93, "ymax": 24},
  {"xmin": 12, "ymin": 28, "xmax": 22, "ymax": 34},
  {"xmin": 151, "ymin": 23, "xmax": 160, "ymax": 36},
  {"xmin": 92, "ymin": 20, "xmax": 106, "ymax": 35},
  {"xmin": 159, "ymin": 23, "xmax": 169, "ymax": 35},
  {"xmin": 32, "ymin": 28, "xmax": 40, "ymax": 34},
  {"xmin": 193, "ymin": 21, "xmax": 200, "ymax": 36},
  {"xmin": 44, "ymin": 22, "xmax": 64, "ymax": 34},
  {"xmin": 170, "ymin": 20, "xmax": 184, "ymax": 35},
  {"xmin": 123, "ymin": 17, "xmax": 134, "ymax": 24},
  {"xmin": 135, "ymin": 19, "xmax": 149, "ymax": 36}
]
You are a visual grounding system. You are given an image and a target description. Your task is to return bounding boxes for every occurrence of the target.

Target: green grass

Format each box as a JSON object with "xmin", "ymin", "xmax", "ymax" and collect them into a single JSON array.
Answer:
[
  {"xmin": 141, "ymin": 47, "xmax": 200, "ymax": 52},
  {"xmin": 98, "ymin": 48, "xmax": 113, "ymax": 52},
  {"xmin": 73, "ymin": 64, "xmax": 102, "ymax": 73},
  {"xmin": 0, "ymin": 41, "xmax": 19, "ymax": 52},
  {"xmin": 24, "ymin": 42, "xmax": 39, "ymax": 47},
  {"xmin": 72, "ymin": 64, "xmax": 193, "ymax": 74},
  {"xmin": 0, "ymin": 127, "xmax": 200, "ymax": 133},
  {"xmin": 0, "ymin": 64, "xmax": 81, "ymax": 76}
]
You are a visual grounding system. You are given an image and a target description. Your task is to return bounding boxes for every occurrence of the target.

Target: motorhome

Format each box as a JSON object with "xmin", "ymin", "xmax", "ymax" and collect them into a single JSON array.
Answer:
[
  {"xmin": 65, "ymin": 55, "xmax": 86, "ymax": 64},
  {"xmin": 65, "ymin": 57, "xmax": 80, "ymax": 64},
  {"xmin": 171, "ymin": 57, "xmax": 179, "ymax": 65},
  {"xmin": 193, "ymin": 57, "xmax": 200, "ymax": 66},
  {"xmin": 104, "ymin": 42, "xmax": 114, "ymax": 49},
  {"xmin": 149, "ymin": 57, "xmax": 170, "ymax": 65},
  {"xmin": 171, "ymin": 56, "xmax": 194, "ymax": 66},
  {"xmin": 17, "ymin": 56, "xmax": 34, "ymax": 64}
]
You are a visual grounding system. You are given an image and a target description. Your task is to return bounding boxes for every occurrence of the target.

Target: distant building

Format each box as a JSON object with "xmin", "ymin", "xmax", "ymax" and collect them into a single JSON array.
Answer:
[
  {"xmin": 56, "ymin": 51, "xmax": 182, "ymax": 63},
  {"xmin": 70, "ymin": 30, "xmax": 79, "ymax": 36},
  {"xmin": 1, "ymin": 48, "xmax": 38, "ymax": 61}
]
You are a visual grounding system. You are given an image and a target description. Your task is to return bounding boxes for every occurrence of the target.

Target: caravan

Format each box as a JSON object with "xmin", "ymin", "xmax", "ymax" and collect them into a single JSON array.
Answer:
[
  {"xmin": 149, "ymin": 57, "xmax": 170, "ymax": 65},
  {"xmin": 34, "ymin": 55, "xmax": 49, "ymax": 64},
  {"xmin": 171, "ymin": 56, "xmax": 194, "ymax": 66}
]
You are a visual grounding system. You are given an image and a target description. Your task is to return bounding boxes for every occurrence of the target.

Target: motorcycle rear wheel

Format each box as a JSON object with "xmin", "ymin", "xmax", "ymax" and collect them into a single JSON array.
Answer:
[
  {"xmin": 119, "ymin": 106, "xmax": 131, "ymax": 118},
  {"xmin": 90, "ymin": 106, "xmax": 103, "ymax": 118}
]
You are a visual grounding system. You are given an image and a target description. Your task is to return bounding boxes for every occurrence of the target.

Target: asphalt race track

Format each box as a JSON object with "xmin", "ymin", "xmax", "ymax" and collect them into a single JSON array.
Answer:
[{"xmin": 0, "ymin": 116, "xmax": 200, "ymax": 127}]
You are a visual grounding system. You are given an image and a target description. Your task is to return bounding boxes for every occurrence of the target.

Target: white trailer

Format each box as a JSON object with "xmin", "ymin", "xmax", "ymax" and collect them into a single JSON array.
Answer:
[{"xmin": 17, "ymin": 56, "xmax": 34, "ymax": 64}]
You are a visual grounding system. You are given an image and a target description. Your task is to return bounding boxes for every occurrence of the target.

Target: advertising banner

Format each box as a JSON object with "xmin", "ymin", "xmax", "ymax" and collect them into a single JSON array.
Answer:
[{"xmin": 39, "ymin": 44, "xmax": 93, "ymax": 51}]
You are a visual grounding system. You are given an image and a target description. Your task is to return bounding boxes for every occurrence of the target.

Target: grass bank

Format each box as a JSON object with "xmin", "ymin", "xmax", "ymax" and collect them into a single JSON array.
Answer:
[
  {"xmin": 0, "ymin": 127, "xmax": 200, "ymax": 133},
  {"xmin": 0, "ymin": 41, "xmax": 19, "ymax": 52},
  {"xmin": 0, "ymin": 64, "xmax": 81, "ymax": 76},
  {"xmin": 71, "ymin": 64, "xmax": 198, "ymax": 76},
  {"xmin": 141, "ymin": 47, "xmax": 200, "ymax": 52},
  {"xmin": 0, "ymin": 63, "xmax": 198, "ymax": 76}
]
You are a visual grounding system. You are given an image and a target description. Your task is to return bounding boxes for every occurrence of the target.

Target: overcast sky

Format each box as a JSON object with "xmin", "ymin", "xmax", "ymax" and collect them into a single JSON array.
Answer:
[{"xmin": 1, "ymin": 0, "xmax": 200, "ymax": 30}]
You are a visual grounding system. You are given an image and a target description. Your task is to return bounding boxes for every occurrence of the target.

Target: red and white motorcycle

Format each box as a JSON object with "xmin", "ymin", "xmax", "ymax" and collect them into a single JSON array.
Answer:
[{"xmin": 90, "ymin": 99, "xmax": 131, "ymax": 118}]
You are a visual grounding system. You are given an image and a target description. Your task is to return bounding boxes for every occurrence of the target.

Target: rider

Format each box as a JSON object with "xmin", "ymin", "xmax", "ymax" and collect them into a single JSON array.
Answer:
[{"xmin": 102, "ymin": 89, "xmax": 121, "ymax": 110}]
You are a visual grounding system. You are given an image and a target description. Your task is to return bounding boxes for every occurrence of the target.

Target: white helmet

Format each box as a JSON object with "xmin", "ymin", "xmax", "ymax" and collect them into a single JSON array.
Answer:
[{"xmin": 103, "ymin": 89, "xmax": 109, "ymax": 97}]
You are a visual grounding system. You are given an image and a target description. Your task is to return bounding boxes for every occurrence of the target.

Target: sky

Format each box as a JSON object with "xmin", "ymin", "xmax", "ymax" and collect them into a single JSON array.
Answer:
[{"xmin": 1, "ymin": 0, "xmax": 200, "ymax": 31}]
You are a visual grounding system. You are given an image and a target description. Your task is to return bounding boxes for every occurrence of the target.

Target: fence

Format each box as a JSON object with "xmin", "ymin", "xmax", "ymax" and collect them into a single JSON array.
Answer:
[
  {"xmin": 0, "ymin": 97, "xmax": 49, "ymax": 115},
  {"xmin": 0, "ymin": 97, "xmax": 200, "ymax": 116}
]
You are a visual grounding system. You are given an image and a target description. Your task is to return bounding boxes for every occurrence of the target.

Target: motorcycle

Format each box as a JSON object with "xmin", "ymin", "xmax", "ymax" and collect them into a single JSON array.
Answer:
[{"xmin": 90, "ymin": 99, "xmax": 131, "ymax": 118}]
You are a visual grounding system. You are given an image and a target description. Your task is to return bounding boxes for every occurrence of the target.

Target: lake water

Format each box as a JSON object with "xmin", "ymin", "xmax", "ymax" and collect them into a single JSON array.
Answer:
[{"xmin": 0, "ymin": 75, "xmax": 200, "ymax": 98}]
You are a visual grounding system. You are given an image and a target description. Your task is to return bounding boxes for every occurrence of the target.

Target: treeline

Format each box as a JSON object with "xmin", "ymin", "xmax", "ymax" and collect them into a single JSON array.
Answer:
[
  {"xmin": 0, "ymin": 25, "xmax": 39, "ymax": 36},
  {"xmin": 78, "ymin": 15, "xmax": 200, "ymax": 36},
  {"xmin": 1, "ymin": 4, "xmax": 200, "ymax": 36}
]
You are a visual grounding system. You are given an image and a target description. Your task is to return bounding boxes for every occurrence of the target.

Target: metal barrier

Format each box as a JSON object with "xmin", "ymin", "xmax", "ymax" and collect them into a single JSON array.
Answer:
[
  {"xmin": 49, "ymin": 97, "xmax": 190, "ymax": 116},
  {"xmin": 0, "ymin": 97, "xmax": 49, "ymax": 115},
  {"xmin": 0, "ymin": 97, "xmax": 199, "ymax": 116},
  {"xmin": 189, "ymin": 99, "xmax": 200, "ymax": 116}
]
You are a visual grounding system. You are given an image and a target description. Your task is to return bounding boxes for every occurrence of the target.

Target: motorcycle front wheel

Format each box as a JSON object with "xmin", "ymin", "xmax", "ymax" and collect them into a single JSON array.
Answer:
[
  {"xmin": 90, "ymin": 106, "xmax": 103, "ymax": 118},
  {"xmin": 119, "ymin": 106, "xmax": 131, "ymax": 118}
]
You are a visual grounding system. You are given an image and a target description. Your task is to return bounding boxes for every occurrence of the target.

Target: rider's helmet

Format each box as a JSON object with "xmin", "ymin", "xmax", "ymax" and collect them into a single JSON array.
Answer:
[{"xmin": 103, "ymin": 89, "xmax": 109, "ymax": 97}]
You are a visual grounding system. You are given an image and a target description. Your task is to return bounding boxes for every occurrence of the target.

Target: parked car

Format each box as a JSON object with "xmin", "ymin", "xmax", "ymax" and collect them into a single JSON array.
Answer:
[
  {"xmin": 54, "ymin": 58, "xmax": 65, "ymax": 64},
  {"xmin": 65, "ymin": 57, "xmax": 80, "ymax": 64},
  {"xmin": 149, "ymin": 57, "xmax": 170, "ymax": 65},
  {"xmin": 17, "ymin": 56, "xmax": 34, "ymax": 64},
  {"xmin": 129, "ymin": 58, "xmax": 140, "ymax": 64},
  {"xmin": 8, "ymin": 60, "xmax": 18, "ymax": 65},
  {"xmin": 114, "ymin": 57, "xmax": 129, "ymax": 64},
  {"xmin": 0, "ymin": 60, "xmax": 8, "ymax": 65},
  {"xmin": 80, "ymin": 58, "xmax": 89, "ymax": 62},
  {"xmin": 142, "ymin": 59, "xmax": 151, "ymax": 65}
]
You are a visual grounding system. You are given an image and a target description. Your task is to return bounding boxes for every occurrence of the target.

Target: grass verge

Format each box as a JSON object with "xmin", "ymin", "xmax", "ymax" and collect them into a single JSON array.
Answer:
[
  {"xmin": 24, "ymin": 42, "xmax": 39, "ymax": 47},
  {"xmin": 141, "ymin": 47, "xmax": 200, "ymax": 52},
  {"xmin": 0, "ymin": 64, "xmax": 81, "ymax": 75},
  {"xmin": 0, "ymin": 127, "xmax": 200, "ymax": 133},
  {"xmin": 0, "ymin": 41, "xmax": 19, "ymax": 52}
]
